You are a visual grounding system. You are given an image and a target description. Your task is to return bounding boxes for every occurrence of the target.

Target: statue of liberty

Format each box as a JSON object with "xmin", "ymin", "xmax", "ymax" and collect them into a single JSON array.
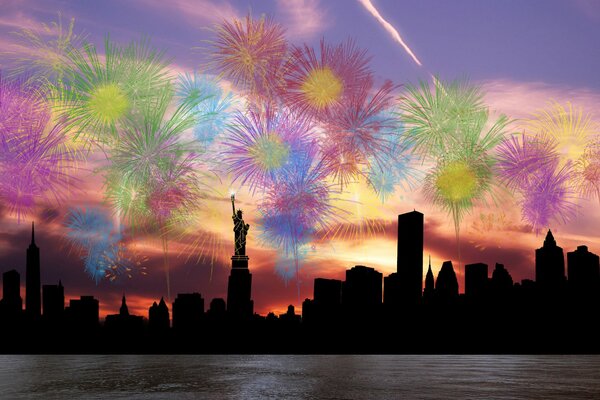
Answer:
[{"xmin": 231, "ymin": 194, "xmax": 250, "ymax": 256}]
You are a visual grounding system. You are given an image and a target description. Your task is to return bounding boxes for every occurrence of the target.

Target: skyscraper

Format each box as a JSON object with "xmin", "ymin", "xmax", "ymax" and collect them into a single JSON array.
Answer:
[
  {"xmin": 535, "ymin": 230, "xmax": 565, "ymax": 292},
  {"xmin": 435, "ymin": 261, "xmax": 459, "ymax": 301},
  {"xmin": 343, "ymin": 265, "xmax": 382, "ymax": 312},
  {"xmin": 2, "ymin": 269, "xmax": 22, "ymax": 315},
  {"xmin": 42, "ymin": 281, "xmax": 64, "ymax": 321},
  {"xmin": 397, "ymin": 210, "xmax": 424, "ymax": 304},
  {"xmin": 26, "ymin": 222, "xmax": 40, "ymax": 317},
  {"xmin": 465, "ymin": 263, "xmax": 488, "ymax": 298},
  {"xmin": 567, "ymin": 245, "xmax": 600, "ymax": 296}
]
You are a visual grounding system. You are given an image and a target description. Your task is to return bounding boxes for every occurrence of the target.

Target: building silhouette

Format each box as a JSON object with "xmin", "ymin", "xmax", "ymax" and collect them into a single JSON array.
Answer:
[
  {"xmin": 465, "ymin": 263, "xmax": 488, "ymax": 299},
  {"xmin": 490, "ymin": 263, "xmax": 513, "ymax": 297},
  {"xmin": 423, "ymin": 256, "xmax": 435, "ymax": 303},
  {"xmin": 567, "ymin": 245, "xmax": 600, "ymax": 295},
  {"xmin": 25, "ymin": 222, "xmax": 40, "ymax": 317},
  {"xmin": 343, "ymin": 265, "xmax": 382, "ymax": 316},
  {"xmin": 435, "ymin": 261, "xmax": 458, "ymax": 301},
  {"xmin": 105, "ymin": 296, "xmax": 144, "ymax": 333},
  {"xmin": 172, "ymin": 293, "xmax": 204, "ymax": 331},
  {"xmin": 2, "ymin": 269, "xmax": 22, "ymax": 316},
  {"xmin": 42, "ymin": 281, "xmax": 64, "ymax": 321},
  {"xmin": 536, "ymin": 230, "xmax": 565, "ymax": 292},
  {"xmin": 148, "ymin": 297, "xmax": 170, "ymax": 332},
  {"xmin": 5, "ymin": 209, "xmax": 600, "ymax": 353},
  {"xmin": 65, "ymin": 296, "xmax": 99, "ymax": 329},
  {"xmin": 396, "ymin": 211, "xmax": 424, "ymax": 305}
]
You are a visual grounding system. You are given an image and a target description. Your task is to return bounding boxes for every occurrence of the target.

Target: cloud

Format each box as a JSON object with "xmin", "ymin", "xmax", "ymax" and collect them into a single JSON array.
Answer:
[
  {"xmin": 275, "ymin": 0, "xmax": 328, "ymax": 40},
  {"xmin": 136, "ymin": 0, "xmax": 240, "ymax": 25},
  {"xmin": 481, "ymin": 79, "xmax": 600, "ymax": 120}
]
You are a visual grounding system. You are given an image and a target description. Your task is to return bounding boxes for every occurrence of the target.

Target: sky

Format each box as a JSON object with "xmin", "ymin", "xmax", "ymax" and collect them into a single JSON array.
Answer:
[{"xmin": 1, "ymin": 0, "xmax": 600, "ymax": 318}]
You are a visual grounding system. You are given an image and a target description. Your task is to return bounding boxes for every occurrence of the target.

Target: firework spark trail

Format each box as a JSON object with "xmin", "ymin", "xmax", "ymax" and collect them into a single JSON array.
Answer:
[{"xmin": 357, "ymin": 0, "xmax": 422, "ymax": 66}]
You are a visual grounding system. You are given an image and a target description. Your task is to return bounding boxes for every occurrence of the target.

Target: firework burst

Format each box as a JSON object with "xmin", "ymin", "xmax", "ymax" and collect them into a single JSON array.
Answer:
[
  {"xmin": 0, "ymin": 80, "xmax": 80, "ymax": 221},
  {"xmin": 4, "ymin": 13, "xmax": 86, "ymax": 85},
  {"xmin": 176, "ymin": 72, "xmax": 234, "ymax": 147},
  {"xmin": 497, "ymin": 133, "xmax": 578, "ymax": 232},
  {"xmin": 54, "ymin": 36, "xmax": 171, "ymax": 144},
  {"xmin": 222, "ymin": 105, "xmax": 315, "ymax": 191},
  {"xmin": 574, "ymin": 139, "xmax": 600, "ymax": 203},
  {"xmin": 398, "ymin": 78, "xmax": 487, "ymax": 160},
  {"xmin": 280, "ymin": 39, "xmax": 372, "ymax": 121},
  {"xmin": 322, "ymin": 80, "xmax": 399, "ymax": 187},
  {"xmin": 210, "ymin": 13, "xmax": 287, "ymax": 98},
  {"xmin": 526, "ymin": 102, "xmax": 598, "ymax": 165}
]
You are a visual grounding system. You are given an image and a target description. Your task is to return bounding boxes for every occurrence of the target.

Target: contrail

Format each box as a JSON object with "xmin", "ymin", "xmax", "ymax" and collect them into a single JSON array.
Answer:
[{"xmin": 357, "ymin": 0, "xmax": 422, "ymax": 66}]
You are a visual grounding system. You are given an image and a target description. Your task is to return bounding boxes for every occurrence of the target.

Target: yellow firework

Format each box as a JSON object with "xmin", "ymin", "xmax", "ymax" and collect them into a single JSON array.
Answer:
[
  {"xmin": 301, "ymin": 67, "xmax": 343, "ymax": 110},
  {"xmin": 526, "ymin": 102, "xmax": 598, "ymax": 164}
]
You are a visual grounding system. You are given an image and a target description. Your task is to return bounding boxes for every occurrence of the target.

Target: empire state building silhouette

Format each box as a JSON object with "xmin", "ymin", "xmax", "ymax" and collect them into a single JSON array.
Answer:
[{"xmin": 26, "ymin": 222, "xmax": 40, "ymax": 317}]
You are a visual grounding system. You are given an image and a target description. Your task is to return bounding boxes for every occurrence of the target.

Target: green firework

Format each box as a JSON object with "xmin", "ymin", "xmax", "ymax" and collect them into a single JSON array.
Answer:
[{"xmin": 53, "ymin": 36, "xmax": 172, "ymax": 145}]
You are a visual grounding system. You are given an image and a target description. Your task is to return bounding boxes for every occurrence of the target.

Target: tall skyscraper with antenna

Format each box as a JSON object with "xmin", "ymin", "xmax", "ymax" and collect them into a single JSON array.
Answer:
[{"xmin": 26, "ymin": 222, "xmax": 41, "ymax": 317}]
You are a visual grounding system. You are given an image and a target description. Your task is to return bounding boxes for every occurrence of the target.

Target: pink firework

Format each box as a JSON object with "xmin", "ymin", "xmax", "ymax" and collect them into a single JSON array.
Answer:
[
  {"xmin": 222, "ymin": 105, "xmax": 315, "ymax": 191},
  {"xmin": 211, "ymin": 13, "xmax": 287, "ymax": 98},
  {"xmin": 321, "ymin": 80, "xmax": 398, "ymax": 186},
  {"xmin": 279, "ymin": 38, "xmax": 372, "ymax": 121},
  {"xmin": 0, "ymin": 80, "xmax": 79, "ymax": 221}
]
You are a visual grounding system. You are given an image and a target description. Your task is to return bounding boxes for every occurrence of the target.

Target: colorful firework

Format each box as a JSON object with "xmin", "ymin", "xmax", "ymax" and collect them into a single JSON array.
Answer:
[
  {"xmin": 400, "ymin": 79, "xmax": 509, "ymax": 239},
  {"xmin": 222, "ymin": 105, "xmax": 315, "ymax": 191},
  {"xmin": 496, "ymin": 133, "xmax": 559, "ymax": 190},
  {"xmin": 258, "ymin": 147, "xmax": 336, "ymax": 259},
  {"xmin": 526, "ymin": 102, "xmax": 598, "ymax": 165},
  {"xmin": 4, "ymin": 13, "xmax": 85, "ymax": 85},
  {"xmin": 574, "ymin": 139, "xmax": 600, "ymax": 203},
  {"xmin": 176, "ymin": 72, "xmax": 234, "ymax": 147},
  {"xmin": 54, "ymin": 36, "xmax": 171, "ymax": 144},
  {"xmin": 210, "ymin": 13, "xmax": 287, "ymax": 98},
  {"xmin": 280, "ymin": 38, "xmax": 372, "ymax": 121},
  {"xmin": 0, "ymin": 80, "xmax": 79, "ymax": 221},
  {"xmin": 103, "ymin": 242, "xmax": 149, "ymax": 283},
  {"xmin": 322, "ymin": 80, "xmax": 399, "ymax": 187},
  {"xmin": 103, "ymin": 85, "xmax": 206, "ymax": 298},
  {"xmin": 497, "ymin": 133, "xmax": 579, "ymax": 232}
]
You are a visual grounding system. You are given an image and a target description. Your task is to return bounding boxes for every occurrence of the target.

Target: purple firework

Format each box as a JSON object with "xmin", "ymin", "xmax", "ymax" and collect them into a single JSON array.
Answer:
[
  {"xmin": 496, "ymin": 133, "xmax": 559, "ymax": 190},
  {"xmin": 520, "ymin": 161, "xmax": 577, "ymax": 234},
  {"xmin": 222, "ymin": 105, "xmax": 315, "ymax": 191},
  {"xmin": 0, "ymin": 80, "xmax": 79, "ymax": 221}
]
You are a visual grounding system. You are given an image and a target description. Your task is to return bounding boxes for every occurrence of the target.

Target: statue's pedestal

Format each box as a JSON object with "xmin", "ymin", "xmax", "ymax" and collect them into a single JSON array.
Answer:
[
  {"xmin": 227, "ymin": 255, "xmax": 253, "ymax": 320},
  {"xmin": 231, "ymin": 255, "xmax": 249, "ymax": 269}
]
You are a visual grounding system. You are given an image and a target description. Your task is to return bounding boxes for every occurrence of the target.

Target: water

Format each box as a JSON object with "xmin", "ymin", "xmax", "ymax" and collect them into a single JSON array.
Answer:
[{"xmin": 0, "ymin": 355, "xmax": 599, "ymax": 399}]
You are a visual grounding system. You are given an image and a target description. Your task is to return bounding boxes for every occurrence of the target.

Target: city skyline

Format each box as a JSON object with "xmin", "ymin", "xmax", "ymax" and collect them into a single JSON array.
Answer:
[
  {"xmin": 1, "ymin": 209, "xmax": 599, "ymax": 353},
  {"xmin": 1, "ymin": 1, "xmax": 600, "ymax": 317}
]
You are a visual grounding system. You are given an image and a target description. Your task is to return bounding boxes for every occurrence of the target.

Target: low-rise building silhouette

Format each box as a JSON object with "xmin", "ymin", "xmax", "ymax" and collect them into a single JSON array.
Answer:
[
  {"xmin": 435, "ymin": 261, "xmax": 459, "ymax": 302},
  {"xmin": 567, "ymin": 245, "xmax": 600, "ymax": 297},
  {"xmin": 42, "ymin": 281, "xmax": 64, "ymax": 321},
  {"xmin": 2, "ymin": 269, "xmax": 22, "ymax": 316},
  {"xmin": 172, "ymin": 293, "xmax": 204, "ymax": 331},
  {"xmin": 148, "ymin": 297, "xmax": 170, "ymax": 332}
]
